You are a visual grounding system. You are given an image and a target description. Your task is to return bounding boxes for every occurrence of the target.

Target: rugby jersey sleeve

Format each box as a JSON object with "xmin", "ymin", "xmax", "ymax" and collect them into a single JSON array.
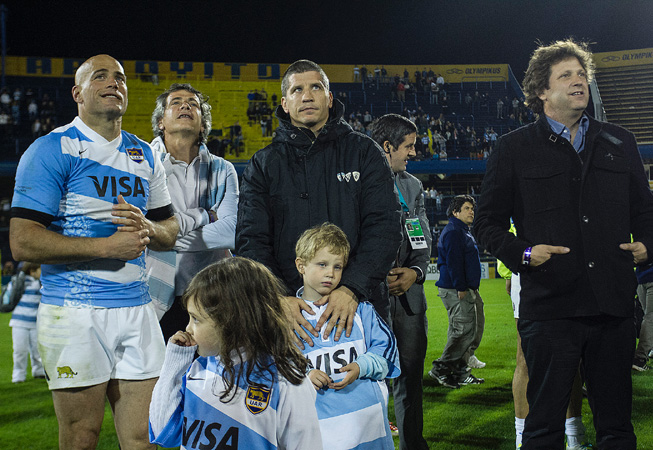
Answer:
[
  {"xmin": 359, "ymin": 302, "xmax": 401, "ymax": 378},
  {"xmin": 149, "ymin": 342, "xmax": 197, "ymax": 447},
  {"xmin": 276, "ymin": 376, "xmax": 323, "ymax": 450},
  {"xmin": 146, "ymin": 149, "xmax": 173, "ymax": 212},
  {"xmin": 12, "ymin": 133, "xmax": 72, "ymax": 223}
]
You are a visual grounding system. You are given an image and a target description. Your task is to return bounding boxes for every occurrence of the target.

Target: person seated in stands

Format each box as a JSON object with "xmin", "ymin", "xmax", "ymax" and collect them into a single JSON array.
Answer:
[
  {"xmin": 0, "ymin": 88, "xmax": 11, "ymax": 111},
  {"xmin": 230, "ymin": 121, "xmax": 243, "ymax": 156},
  {"xmin": 28, "ymin": 99, "xmax": 38, "ymax": 120}
]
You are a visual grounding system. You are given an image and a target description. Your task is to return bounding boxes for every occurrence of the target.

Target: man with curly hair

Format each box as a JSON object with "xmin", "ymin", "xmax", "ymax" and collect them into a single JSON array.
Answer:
[{"xmin": 475, "ymin": 39, "xmax": 653, "ymax": 450}]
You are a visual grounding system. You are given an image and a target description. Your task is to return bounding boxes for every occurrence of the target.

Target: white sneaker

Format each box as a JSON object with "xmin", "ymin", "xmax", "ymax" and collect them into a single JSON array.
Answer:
[
  {"xmin": 468, "ymin": 355, "xmax": 486, "ymax": 369},
  {"xmin": 566, "ymin": 443, "xmax": 592, "ymax": 449}
]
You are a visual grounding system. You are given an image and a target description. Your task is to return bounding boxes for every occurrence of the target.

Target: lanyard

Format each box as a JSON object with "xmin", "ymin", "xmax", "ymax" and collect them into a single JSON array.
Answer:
[{"xmin": 395, "ymin": 181, "xmax": 410, "ymax": 213}]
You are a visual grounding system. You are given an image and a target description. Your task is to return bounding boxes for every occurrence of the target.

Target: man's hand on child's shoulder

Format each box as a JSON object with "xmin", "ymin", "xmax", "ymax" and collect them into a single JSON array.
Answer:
[
  {"xmin": 314, "ymin": 286, "xmax": 358, "ymax": 341},
  {"xmin": 329, "ymin": 362, "xmax": 360, "ymax": 390},
  {"xmin": 308, "ymin": 369, "xmax": 333, "ymax": 390},
  {"xmin": 284, "ymin": 296, "xmax": 318, "ymax": 350},
  {"xmin": 170, "ymin": 331, "xmax": 197, "ymax": 347}
]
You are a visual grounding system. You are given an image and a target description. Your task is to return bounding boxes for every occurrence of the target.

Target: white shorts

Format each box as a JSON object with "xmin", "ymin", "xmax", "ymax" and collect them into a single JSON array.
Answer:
[
  {"xmin": 510, "ymin": 273, "xmax": 521, "ymax": 319},
  {"xmin": 37, "ymin": 302, "xmax": 165, "ymax": 390}
]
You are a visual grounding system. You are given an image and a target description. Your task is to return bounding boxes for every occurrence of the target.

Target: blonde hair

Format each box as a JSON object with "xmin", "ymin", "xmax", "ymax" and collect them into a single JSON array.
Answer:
[
  {"xmin": 294, "ymin": 222, "xmax": 350, "ymax": 265},
  {"xmin": 182, "ymin": 257, "xmax": 307, "ymax": 402}
]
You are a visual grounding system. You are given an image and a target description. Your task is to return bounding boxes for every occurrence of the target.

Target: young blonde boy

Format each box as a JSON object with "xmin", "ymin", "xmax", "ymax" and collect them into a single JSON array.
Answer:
[{"xmin": 295, "ymin": 223, "xmax": 400, "ymax": 450}]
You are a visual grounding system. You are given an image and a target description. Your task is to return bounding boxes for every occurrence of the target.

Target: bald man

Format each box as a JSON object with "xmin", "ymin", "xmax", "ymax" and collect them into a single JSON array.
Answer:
[{"xmin": 10, "ymin": 54, "xmax": 178, "ymax": 449}]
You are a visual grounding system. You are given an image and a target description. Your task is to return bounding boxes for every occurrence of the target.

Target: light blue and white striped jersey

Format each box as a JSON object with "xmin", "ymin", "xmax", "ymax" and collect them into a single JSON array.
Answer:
[
  {"xmin": 12, "ymin": 117, "xmax": 171, "ymax": 308},
  {"xmin": 150, "ymin": 344, "xmax": 322, "ymax": 450},
  {"xmin": 9, "ymin": 275, "xmax": 41, "ymax": 329},
  {"xmin": 299, "ymin": 298, "xmax": 400, "ymax": 450}
]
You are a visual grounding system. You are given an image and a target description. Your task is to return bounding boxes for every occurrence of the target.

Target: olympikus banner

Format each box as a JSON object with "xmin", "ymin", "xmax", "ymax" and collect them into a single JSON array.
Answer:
[{"xmin": 594, "ymin": 47, "xmax": 653, "ymax": 68}]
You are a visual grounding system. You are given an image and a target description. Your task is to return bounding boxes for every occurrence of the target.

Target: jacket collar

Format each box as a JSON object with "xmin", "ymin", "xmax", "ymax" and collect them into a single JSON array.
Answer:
[
  {"xmin": 536, "ymin": 113, "xmax": 601, "ymax": 146},
  {"xmin": 273, "ymin": 99, "xmax": 352, "ymax": 145},
  {"xmin": 449, "ymin": 216, "xmax": 470, "ymax": 230},
  {"xmin": 150, "ymin": 135, "xmax": 210, "ymax": 163}
]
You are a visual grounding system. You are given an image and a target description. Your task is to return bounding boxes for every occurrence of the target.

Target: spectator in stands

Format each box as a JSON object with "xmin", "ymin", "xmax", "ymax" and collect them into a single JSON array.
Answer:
[
  {"xmin": 11, "ymin": 100, "xmax": 21, "ymax": 126},
  {"xmin": 487, "ymin": 128, "xmax": 498, "ymax": 150},
  {"xmin": 465, "ymin": 92, "xmax": 472, "ymax": 111},
  {"xmin": 363, "ymin": 111, "xmax": 373, "ymax": 127},
  {"xmin": 397, "ymin": 81, "xmax": 406, "ymax": 102},
  {"xmin": 10, "ymin": 54, "xmax": 178, "ymax": 450},
  {"xmin": 265, "ymin": 116, "xmax": 273, "ymax": 136},
  {"xmin": 475, "ymin": 39, "xmax": 653, "ymax": 450},
  {"xmin": 236, "ymin": 59, "xmax": 401, "ymax": 351},
  {"xmin": 27, "ymin": 99, "xmax": 38, "ymax": 120},
  {"xmin": 31, "ymin": 118, "xmax": 41, "ymax": 138},
  {"xmin": 148, "ymin": 82, "xmax": 238, "ymax": 340},
  {"xmin": 13, "ymin": 87, "xmax": 23, "ymax": 103},
  {"xmin": 429, "ymin": 187, "xmax": 437, "ymax": 202},
  {"xmin": 497, "ymin": 97, "xmax": 505, "ymax": 119},
  {"xmin": 374, "ymin": 66, "xmax": 381, "ymax": 80},
  {"xmin": 381, "ymin": 66, "xmax": 387, "ymax": 80},
  {"xmin": 260, "ymin": 117, "xmax": 267, "ymax": 136},
  {"xmin": 441, "ymin": 96, "xmax": 449, "ymax": 116},
  {"xmin": 24, "ymin": 88, "xmax": 35, "ymax": 104},
  {"xmin": 436, "ymin": 73, "xmax": 445, "ymax": 87},
  {"xmin": 41, "ymin": 117, "xmax": 54, "ymax": 135},
  {"xmin": 507, "ymin": 113, "xmax": 517, "ymax": 130},
  {"xmin": 404, "ymin": 68, "xmax": 409, "ymax": 81},
  {"xmin": 230, "ymin": 120, "xmax": 243, "ymax": 156},
  {"xmin": 353, "ymin": 64, "xmax": 360, "ymax": 82},
  {"xmin": 0, "ymin": 110, "xmax": 11, "ymax": 133},
  {"xmin": 0, "ymin": 89, "xmax": 11, "ymax": 111}
]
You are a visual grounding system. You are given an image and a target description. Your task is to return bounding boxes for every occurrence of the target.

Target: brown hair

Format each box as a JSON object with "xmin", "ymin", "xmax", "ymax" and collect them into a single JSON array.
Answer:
[
  {"xmin": 21, "ymin": 262, "xmax": 40, "ymax": 276},
  {"xmin": 182, "ymin": 257, "xmax": 307, "ymax": 401},
  {"xmin": 523, "ymin": 39, "xmax": 595, "ymax": 114}
]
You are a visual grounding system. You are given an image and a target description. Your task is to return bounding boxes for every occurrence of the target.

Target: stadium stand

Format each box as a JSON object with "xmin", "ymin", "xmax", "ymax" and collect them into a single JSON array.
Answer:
[{"xmin": 594, "ymin": 64, "xmax": 653, "ymax": 144}]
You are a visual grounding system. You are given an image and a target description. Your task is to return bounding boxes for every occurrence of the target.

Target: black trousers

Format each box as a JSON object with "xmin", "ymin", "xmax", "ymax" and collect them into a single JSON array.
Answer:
[
  {"xmin": 390, "ymin": 294, "xmax": 429, "ymax": 450},
  {"xmin": 159, "ymin": 296, "xmax": 189, "ymax": 343},
  {"xmin": 518, "ymin": 316, "xmax": 636, "ymax": 450}
]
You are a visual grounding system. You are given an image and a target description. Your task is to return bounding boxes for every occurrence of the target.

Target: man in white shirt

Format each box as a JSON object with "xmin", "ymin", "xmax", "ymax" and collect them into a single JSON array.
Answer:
[{"xmin": 147, "ymin": 83, "xmax": 239, "ymax": 340}]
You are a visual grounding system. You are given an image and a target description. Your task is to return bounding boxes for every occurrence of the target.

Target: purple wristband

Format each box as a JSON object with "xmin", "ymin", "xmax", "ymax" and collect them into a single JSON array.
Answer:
[{"xmin": 523, "ymin": 247, "xmax": 532, "ymax": 266}]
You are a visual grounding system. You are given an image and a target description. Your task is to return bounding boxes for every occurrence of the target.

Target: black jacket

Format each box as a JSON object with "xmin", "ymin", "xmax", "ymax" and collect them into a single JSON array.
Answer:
[
  {"xmin": 475, "ymin": 115, "xmax": 653, "ymax": 320},
  {"xmin": 236, "ymin": 100, "xmax": 402, "ymax": 299}
]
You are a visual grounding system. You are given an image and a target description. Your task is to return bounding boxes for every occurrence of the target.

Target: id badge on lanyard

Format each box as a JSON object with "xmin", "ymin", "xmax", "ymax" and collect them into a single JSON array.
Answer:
[{"xmin": 405, "ymin": 217, "xmax": 428, "ymax": 249}]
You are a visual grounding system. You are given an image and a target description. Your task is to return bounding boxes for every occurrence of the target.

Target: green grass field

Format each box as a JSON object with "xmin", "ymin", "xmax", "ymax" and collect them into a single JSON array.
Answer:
[{"xmin": 0, "ymin": 278, "xmax": 651, "ymax": 449}]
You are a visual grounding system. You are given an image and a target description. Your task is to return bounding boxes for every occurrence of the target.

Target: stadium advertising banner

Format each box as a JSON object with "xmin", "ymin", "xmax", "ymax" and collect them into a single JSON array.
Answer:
[
  {"xmin": 594, "ymin": 47, "xmax": 653, "ymax": 68},
  {"xmin": 426, "ymin": 262, "xmax": 494, "ymax": 281},
  {"xmin": 3, "ymin": 56, "xmax": 508, "ymax": 83}
]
